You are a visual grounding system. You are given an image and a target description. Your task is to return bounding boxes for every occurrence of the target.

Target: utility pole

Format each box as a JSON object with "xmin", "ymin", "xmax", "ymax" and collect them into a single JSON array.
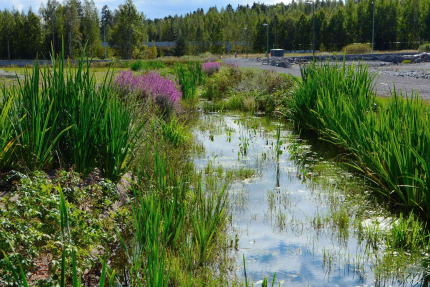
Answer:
[
  {"xmin": 305, "ymin": 1, "xmax": 315, "ymax": 58},
  {"xmin": 244, "ymin": 28, "xmax": 249, "ymax": 59},
  {"xmin": 104, "ymin": 21, "xmax": 107, "ymax": 60},
  {"xmin": 372, "ymin": 2, "xmax": 375, "ymax": 54},
  {"xmin": 312, "ymin": 1, "xmax": 315, "ymax": 58}
]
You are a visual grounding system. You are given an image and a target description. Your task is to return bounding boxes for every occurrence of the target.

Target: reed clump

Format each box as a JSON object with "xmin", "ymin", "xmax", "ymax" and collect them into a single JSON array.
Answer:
[
  {"xmin": 0, "ymin": 46, "xmax": 142, "ymax": 182},
  {"xmin": 292, "ymin": 59, "xmax": 430, "ymax": 218}
]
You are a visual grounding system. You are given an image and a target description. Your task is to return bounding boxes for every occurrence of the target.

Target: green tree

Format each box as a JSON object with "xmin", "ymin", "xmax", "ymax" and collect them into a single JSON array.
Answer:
[
  {"xmin": 23, "ymin": 8, "xmax": 43, "ymax": 59},
  {"xmin": 110, "ymin": 0, "xmax": 144, "ymax": 59},
  {"xmin": 82, "ymin": 0, "xmax": 100, "ymax": 56},
  {"xmin": 39, "ymin": 0, "xmax": 59, "ymax": 55},
  {"xmin": 1, "ymin": 9, "xmax": 14, "ymax": 60}
]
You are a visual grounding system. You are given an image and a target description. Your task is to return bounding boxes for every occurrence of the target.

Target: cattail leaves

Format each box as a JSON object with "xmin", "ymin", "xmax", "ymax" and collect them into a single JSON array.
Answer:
[{"xmin": 293, "ymin": 59, "xmax": 430, "ymax": 217}]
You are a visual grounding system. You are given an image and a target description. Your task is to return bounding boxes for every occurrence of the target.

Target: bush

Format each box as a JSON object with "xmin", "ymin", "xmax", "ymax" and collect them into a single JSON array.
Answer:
[
  {"xmin": 419, "ymin": 43, "xmax": 430, "ymax": 52},
  {"xmin": 131, "ymin": 60, "xmax": 145, "ymax": 71},
  {"xmin": 202, "ymin": 62, "xmax": 221, "ymax": 76},
  {"xmin": 130, "ymin": 60, "xmax": 166, "ymax": 71},
  {"xmin": 343, "ymin": 43, "xmax": 371, "ymax": 54},
  {"xmin": 402, "ymin": 59, "xmax": 411, "ymax": 64}
]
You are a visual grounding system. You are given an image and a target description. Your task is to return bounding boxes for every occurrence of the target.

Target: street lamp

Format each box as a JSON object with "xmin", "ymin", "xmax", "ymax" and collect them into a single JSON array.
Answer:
[
  {"xmin": 305, "ymin": 1, "xmax": 315, "ymax": 58},
  {"xmin": 244, "ymin": 28, "xmax": 248, "ymax": 59},
  {"xmin": 263, "ymin": 23, "xmax": 269, "ymax": 63},
  {"xmin": 371, "ymin": 2, "xmax": 375, "ymax": 54}
]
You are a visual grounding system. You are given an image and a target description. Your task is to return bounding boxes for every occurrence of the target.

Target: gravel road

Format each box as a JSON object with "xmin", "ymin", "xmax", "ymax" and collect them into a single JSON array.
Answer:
[{"xmin": 222, "ymin": 58, "xmax": 430, "ymax": 99}]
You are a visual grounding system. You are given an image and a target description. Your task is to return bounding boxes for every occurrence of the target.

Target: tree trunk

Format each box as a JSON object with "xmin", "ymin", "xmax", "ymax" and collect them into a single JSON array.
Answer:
[
  {"xmin": 68, "ymin": 30, "xmax": 72, "ymax": 59},
  {"xmin": 52, "ymin": 25, "xmax": 55, "ymax": 55},
  {"xmin": 7, "ymin": 39, "xmax": 10, "ymax": 61}
]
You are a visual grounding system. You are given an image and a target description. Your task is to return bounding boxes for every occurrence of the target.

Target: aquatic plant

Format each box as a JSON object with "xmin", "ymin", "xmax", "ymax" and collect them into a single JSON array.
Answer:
[
  {"xmin": 292, "ymin": 59, "xmax": 430, "ymax": 218},
  {"xmin": 174, "ymin": 62, "xmax": 205, "ymax": 101}
]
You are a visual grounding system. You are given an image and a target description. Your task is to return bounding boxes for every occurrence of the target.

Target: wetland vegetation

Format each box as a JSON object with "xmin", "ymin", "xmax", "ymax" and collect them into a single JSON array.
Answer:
[{"xmin": 2, "ymin": 46, "xmax": 430, "ymax": 286}]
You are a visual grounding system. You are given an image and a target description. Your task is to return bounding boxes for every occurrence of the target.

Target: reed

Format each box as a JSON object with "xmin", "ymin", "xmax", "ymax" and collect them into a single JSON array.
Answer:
[
  {"xmin": 1, "ymin": 44, "xmax": 142, "ymax": 182},
  {"xmin": 292, "ymin": 59, "xmax": 430, "ymax": 217}
]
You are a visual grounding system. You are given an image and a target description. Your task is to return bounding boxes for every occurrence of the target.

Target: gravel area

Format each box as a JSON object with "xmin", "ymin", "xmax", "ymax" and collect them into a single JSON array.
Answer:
[
  {"xmin": 222, "ymin": 57, "xmax": 430, "ymax": 99},
  {"xmin": 0, "ymin": 69, "xmax": 23, "ymax": 79}
]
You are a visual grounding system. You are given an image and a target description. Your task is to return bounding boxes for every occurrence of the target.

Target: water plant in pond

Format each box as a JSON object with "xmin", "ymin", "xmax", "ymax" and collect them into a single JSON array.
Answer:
[{"xmin": 292, "ymin": 59, "xmax": 430, "ymax": 218}]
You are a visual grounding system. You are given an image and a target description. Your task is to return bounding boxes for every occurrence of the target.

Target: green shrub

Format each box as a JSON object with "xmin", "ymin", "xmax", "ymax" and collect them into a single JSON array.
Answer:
[
  {"xmin": 343, "ymin": 43, "xmax": 371, "ymax": 54},
  {"xmin": 418, "ymin": 43, "xmax": 430, "ymax": 52},
  {"xmin": 402, "ymin": 59, "xmax": 411, "ymax": 64},
  {"xmin": 130, "ymin": 60, "xmax": 166, "ymax": 71},
  {"xmin": 131, "ymin": 60, "xmax": 145, "ymax": 71}
]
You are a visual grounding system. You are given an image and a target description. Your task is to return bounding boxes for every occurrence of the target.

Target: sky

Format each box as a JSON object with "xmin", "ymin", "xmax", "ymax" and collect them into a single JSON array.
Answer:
[{"xmin": 0, "ymin": 0, "xmax": 283, "ymax": 20}]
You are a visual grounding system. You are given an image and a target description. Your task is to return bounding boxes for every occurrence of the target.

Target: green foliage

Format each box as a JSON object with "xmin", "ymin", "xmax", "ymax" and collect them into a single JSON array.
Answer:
[
  {"xmin": 343, "ymin": 43, "xmax": 372, "ymax": 54},
  {"xmin": 418, "ymin": 43, "xmax": 430, "ymax": 52},
  {"xmin": 292, "ymin": 59, "xmax": 430, "ymax": 218},
  {"xmin": 0, "ymin": 171, "xmax": 118, "ymax": 285},
  {"xmin": 402, "ymin": 59, "xmax": 412, "ymax": 64},
  {"xmin": 159, "ymin": 116, "xmax": 188, "ymax": 148},
  {"xmin": 202, "ymin": 66, "xmax": 294, "ymax": 113},
  {"xmin": 130, "ymin": 60, "xmax": 166, "ymax": 71},
  {"xmin": 174, "ymin": 62, "xmax": 205, "ymax": 101}
]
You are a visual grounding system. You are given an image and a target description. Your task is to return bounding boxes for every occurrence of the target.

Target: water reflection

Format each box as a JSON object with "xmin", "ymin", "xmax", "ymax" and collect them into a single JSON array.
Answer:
[{"xmin": 192, "ymin": 113, "xmax": 429, "ymax": 287}]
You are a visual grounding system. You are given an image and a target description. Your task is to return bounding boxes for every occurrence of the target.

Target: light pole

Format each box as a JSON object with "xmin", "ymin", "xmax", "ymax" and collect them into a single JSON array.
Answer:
[
  {"xmin": 372, "ymin": 2, "xmax": 375, "ymax": 54},
  {"xmin": 305, "ymin": 1, "xmax": 315, "ymax": 58},
  {"xmin": 104, "ymin": 21, "xmax": 107, "ymax": 60},
  {"xmin": 263, "ymin": 22, "xmax": 269, "ymax": 63},
  {"xmin": 244, "ymin": 28, "xmax": 249, "ymax": 59}
]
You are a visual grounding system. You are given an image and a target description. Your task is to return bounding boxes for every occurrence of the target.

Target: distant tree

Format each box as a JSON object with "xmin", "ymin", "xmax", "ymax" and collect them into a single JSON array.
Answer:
[
  {"xmin": 23, "ymin": 8, "xmax": 43, "ymax": 58},
  {"xmin": 39, "ymin": 0, "xmax": 59, "ymax": 55},
  {"xmin": 1, "ymin": 9, "xmax": 14, "ymax": 60},
  {"xmin": 82, "ymin": 0, "xmax": 100, "ymax": 56},
  {"xmin": 174, "ymin": 35, "xmax": 188, "ymax": 56},
  {"xmin": 110, "ymin": 0, "xmax": 145, "ymax": 59},
  {"xmin": 101, "ymin": 5, "xmax": 113, "ymax": 41},
  {"xmin": 65, "ymin": 0, "xmax": 82, "ymax": 58}
]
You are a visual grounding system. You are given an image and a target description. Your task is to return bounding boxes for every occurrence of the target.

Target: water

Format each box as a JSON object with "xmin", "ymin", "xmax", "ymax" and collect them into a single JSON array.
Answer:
[{"xmin": 192, "ymin": 113, "xmax": 429, "ymax": 287}]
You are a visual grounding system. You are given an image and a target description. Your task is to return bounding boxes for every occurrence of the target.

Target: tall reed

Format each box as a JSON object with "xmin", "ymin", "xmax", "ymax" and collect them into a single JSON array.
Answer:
[
  {"xmin": 1, "ymin": 44, "xmax": 142, "ymax": 181},
  {"xmin": 292, "ymin": 59, "xmax": 430, "ymax": 217}
]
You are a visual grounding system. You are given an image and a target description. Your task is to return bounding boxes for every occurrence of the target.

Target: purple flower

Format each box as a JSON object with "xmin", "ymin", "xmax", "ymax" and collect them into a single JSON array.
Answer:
[
  {"xmin": 202, "ymin": 62, "xmax": 221, "ymax": 76},
  {"xmin": 114, "ymin": 70, "xmax": 182, "ymax": 111}
]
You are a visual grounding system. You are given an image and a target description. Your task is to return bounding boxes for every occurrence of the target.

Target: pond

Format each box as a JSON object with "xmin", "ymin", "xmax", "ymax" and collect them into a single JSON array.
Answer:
[{"xmin": 192, "ymin": 112, "xmax": 430, "ymax": 287}]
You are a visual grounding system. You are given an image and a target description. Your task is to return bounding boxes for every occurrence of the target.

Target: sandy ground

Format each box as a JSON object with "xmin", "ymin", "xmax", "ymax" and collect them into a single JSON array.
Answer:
[{"xmin": 222, "ymin": 58, "xmax": 430, "ymax": 99}]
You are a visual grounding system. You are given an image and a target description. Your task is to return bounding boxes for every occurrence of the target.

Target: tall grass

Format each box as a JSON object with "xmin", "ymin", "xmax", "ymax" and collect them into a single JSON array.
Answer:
[
  {"xmin": 1, "ymin": 45, "xmax": 142, "ymax": 181},
  {"xmin": 292, "ymin": 59, "xmax": 430, "ymax": 217},
  {"xmin": 175, "ymin": 62, "xmax": 205, "ymax": 101},
  {"xmin": 115, "ymin": 148, "xmax": 228, "ymax": 285}
]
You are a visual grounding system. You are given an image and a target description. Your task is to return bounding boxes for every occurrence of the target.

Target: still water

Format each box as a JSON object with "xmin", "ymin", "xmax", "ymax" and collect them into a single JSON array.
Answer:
[{"xmin": 192, "ymin": 113, "xmax": 428, "ymax": 287}]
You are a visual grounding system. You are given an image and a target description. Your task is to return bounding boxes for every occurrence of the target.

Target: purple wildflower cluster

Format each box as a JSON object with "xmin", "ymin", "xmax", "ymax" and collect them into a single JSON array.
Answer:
[
  {"xmin": 114, "ymin": 70, "xmax": 182, "ymax": 107},
  {"xmin": 202, "ymin": 62, "xmax": 221, "ymax": 76}
]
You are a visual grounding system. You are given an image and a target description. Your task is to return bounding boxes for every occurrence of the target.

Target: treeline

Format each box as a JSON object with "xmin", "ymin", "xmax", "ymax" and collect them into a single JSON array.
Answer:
[{"xmin": 0, "ymin": 0, "xmax": 428, "ymax": 59}]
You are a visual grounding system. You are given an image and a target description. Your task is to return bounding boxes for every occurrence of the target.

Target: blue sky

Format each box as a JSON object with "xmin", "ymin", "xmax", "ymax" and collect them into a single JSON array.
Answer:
[{"xmin": 0, "ymin": 0, "xmax": 282, "ymax": 20}]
